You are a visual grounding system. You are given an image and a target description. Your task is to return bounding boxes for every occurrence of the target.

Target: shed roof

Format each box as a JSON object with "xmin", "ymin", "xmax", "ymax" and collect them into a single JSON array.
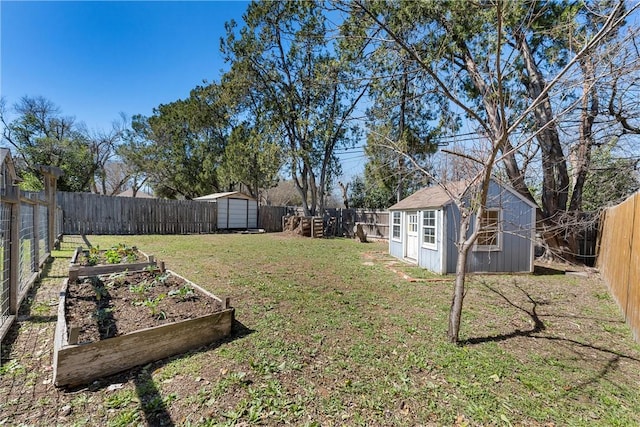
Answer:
[
  {"xmin": 389, "ymin": 179, "xmax": 538, "ymax": 211},
  {"xmin": 0, "ymin": 148, "xmax": 10, "ymax": 168},
  {"xmin": 195, "ymin": 191, "xmax": 256, "ymax": 201},
  {"xmin": 0, "ymin": 148, "xmax": 19, "ymax": 182},
  {"xmin": 389, "ymin": 181, "xmax": 468, "ymax": 210}
]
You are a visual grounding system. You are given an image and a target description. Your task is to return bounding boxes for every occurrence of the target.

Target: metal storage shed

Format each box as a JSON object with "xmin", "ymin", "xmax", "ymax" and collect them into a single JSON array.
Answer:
[
  {"xmin": 195, "ymin": 192, "xmax": 258, "ymax": 230},
  {"xmin": 388, "ymin": 179, "xmax": 537, "ymax": 274}
]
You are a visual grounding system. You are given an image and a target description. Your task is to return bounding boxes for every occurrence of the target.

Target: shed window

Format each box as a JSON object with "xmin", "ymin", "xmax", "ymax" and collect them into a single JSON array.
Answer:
[
  {"xmin": 475, "ymin": 209, "xmax": 501, "ymax": 251},
  {"xmin": 392, "ymin": 212, "xmax": 401, "ymax": 240},
  {"xmin": 422, "ymin": 210, "xmax": 437, "ymax": 248}
]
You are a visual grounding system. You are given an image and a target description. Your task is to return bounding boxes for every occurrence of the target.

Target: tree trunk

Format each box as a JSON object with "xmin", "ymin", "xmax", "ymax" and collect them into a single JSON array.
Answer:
[
  {"xmin": 514, "ymin": 30, "xmax": 569, "ymax": 219},
  {"xmin": 293, "ymin": 160, "xmax": 312, "ymax": 216},
  {"xmin": 396, "ymin": 71, "xmax": 408, "ymax": 203},
  {"xmin": 569, "ymin": 57, "xmax": 597, "ymax": 212},
  {"xmin": 448, "ymin": 249, "xmax": 468, "ymax": 343},
  {"xmin": 447, "ymin": 212, "xmax": 473, "ymax": 343},
  {"xmin": 338, "ymin": 182, "xmax": 349, "ymax": 209}
]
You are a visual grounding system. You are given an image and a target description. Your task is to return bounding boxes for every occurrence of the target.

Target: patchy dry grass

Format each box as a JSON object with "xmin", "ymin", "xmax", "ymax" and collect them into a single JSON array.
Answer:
[{"xmin": 1, "ymin": 233, "xmax": 639, "ymax": 426}]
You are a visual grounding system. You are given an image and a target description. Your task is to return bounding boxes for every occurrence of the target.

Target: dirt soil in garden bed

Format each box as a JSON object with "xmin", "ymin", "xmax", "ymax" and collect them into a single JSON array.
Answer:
[{"xmin": 65, "ymin": 270, "xmax": 224, "ymax": 344}]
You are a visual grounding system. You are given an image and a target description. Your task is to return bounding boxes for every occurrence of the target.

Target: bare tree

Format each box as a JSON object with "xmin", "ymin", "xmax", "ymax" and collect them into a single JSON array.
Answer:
[
  {"xmin": 81, "ymin": 114, "xmax": 128, "ymax": 195},
  {"xmin": 348, "ymin": 0, "xmax": 630, "ymax": 342}
]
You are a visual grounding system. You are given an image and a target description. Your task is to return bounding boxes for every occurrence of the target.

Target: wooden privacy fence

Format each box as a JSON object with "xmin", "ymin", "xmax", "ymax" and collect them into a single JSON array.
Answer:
[
  {"xmin": 58, "ymin": 192, "xmax": 218, "ymax": 235},
  {"xmin": 597, "ymin": 192, "xmax": 640, "ymax": 343},
  {"xmin": 260, "ymin": 206, "xmax": 390, "ymax": 238},
  {"xmin": 57, "ymin": 194, "xmax": 391, "ymax": 238},
  {"xmin": 295, "ymin": 207, "xmax": 389, "ymax": 239},
  {"xmin": 258, "ymin": 206, "xmax": 290, "ymax": 232},
  {"xmin": 1, "ymin": 151, "xmax": 62, "ymax": 343},
  {"xmin": 344, "ymin": 209, "xmax": 389, "ymax": 239}
]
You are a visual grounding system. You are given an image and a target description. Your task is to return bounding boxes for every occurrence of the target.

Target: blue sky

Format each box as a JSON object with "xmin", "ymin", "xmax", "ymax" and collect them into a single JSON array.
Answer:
[
  {"xmin": 0, "ymin": 0, "xmax": 366, "ymax": 180},
  {"xmin": 1, "ymin": 1, "xmax": 249, "ymax": 131}
]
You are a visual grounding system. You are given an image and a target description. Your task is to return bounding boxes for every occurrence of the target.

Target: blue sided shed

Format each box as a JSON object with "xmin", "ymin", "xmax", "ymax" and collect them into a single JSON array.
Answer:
[
  {"xmin": 388, "ymin": 179, "xmax": 537, "ymax": 274},
  {"xmin": 195, "ymin": 192, "xmax": 258, "ymax": 230}
]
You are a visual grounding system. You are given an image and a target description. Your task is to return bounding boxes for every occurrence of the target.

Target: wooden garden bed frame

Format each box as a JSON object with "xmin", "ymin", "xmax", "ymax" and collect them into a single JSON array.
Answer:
[
  {"xmin": 53, "ymin": 270, "xmax": 234, "ymax": 387},
  {"xmin": 68, "ymin": 246, "xmax": 158, "ymax": 280}
]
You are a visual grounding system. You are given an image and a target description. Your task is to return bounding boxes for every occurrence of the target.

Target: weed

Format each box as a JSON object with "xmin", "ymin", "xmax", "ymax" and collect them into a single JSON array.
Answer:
[
  {"xmin": 93, "ymin": 307, "xmax": 111, "ymax": 321},
  {"xmin": 70, "ymin": 394, "xmax": 91, "ymax": 407},
  {"xmin": 184, "ymin": 387, "xmax": 213, "ymax": 408},
  {"xmin": 106, "ymin": 271, "xmax": 127, "ymax": 287},
  {"xmin": 153, "ymin": 353, "xmax": 201, "ymax": 381},
  {"xmin": 94, "ymin": 287, "xmax": 108, "ymax": 302},
  {"xmin": 153, "ymin": 272, "xmax": 170, "ymax": 285},
  {"xmin": 168, "ymin": 284, "xmax": 194, "ymax": 301},
  {"xmin": 84, "ymin": 245, "xmax": 100, "ymax": 266},
  {"xmin": 83, "ymin": 243, "xmax": 138, "ymax": 266},
  {"xmin": 24, "ymin": 371, "xmax": 38, "ymax": 387},
  {"xmin": 36, "ymin": 396, "xmax": 51, "ymax": 406},
  {"xmin": 104, "ymin": 248, "xmax": 122, "ymax": 264},
  {"xmin": 30, "ymin": 301, "xmax": 51, "ymax": 316},
  {"xmin": 0, "ymin": 360, "xmax": 25, "ymax": 376},
  {"xmin": 211, "ymin": 371, "xmax": 250, "ymax": 398},
  {"xmin": 129, "ymin": 280, "xmax": 152, "ymax": 299},
  {"xmin": 135, "ymin": 294, "xmax": 167, "ymax": 318},
  {"xmin": 89, "ymin": 277, "xmax": 108, "ymax": 301},
  {"xmin": 107, "ymin": 409, "xmax": 140, "ymax": 427},
  {"xmin": 223, "ymin": 402, "xmax": 247, "ymax": 423},
  {"xmin": 142, "ymin": 393, "xmax": 176, "ymax": 413}
]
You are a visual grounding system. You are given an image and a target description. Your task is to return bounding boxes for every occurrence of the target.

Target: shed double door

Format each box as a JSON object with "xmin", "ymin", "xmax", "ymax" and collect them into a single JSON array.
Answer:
[{"xmin": 405, "ymin": 211, "xmax": 419, "ymax": 261}]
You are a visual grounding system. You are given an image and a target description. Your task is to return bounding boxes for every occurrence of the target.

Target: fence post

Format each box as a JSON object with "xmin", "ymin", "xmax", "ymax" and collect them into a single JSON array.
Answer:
[{"xmin": 38, "ymin": 166, "xmax": 63, "ymax": 252}]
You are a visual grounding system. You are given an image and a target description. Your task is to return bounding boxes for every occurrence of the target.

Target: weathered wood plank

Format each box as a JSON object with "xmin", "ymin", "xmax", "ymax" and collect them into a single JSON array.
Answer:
[
  {"xmin": 53, "ymin": 271, "xmax": 234, "ymax": 387},
  {"xmin": 52, "ymin": 279, "xmax": 69, "ymax": 381},
  {"xmin": 69, "ymin": 262, "xmax": 156, "ymax": 278},
  {"xmin": 56, "ymin": 192, "xmax": 219, "ymax": 235},
  {"xmin": 68, "ymin": 247, "xmax": 157, "ymax": 278},
  {"xmin": 598, "ymin": 192, "xmax": 640, "ymax": 343},
  {"xmin": 54, "ymin": 308, "xmax": 234, "ymax": 387}
]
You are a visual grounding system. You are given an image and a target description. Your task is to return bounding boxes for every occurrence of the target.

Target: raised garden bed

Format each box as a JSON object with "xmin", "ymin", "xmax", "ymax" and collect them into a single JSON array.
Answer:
[
  {"xmin": 53, "ymin": 268, "xmax": 234, "ymax": 387},
  {"xmin": 69, "ymin": 244, "xmax": 158, "ymax": 279}
]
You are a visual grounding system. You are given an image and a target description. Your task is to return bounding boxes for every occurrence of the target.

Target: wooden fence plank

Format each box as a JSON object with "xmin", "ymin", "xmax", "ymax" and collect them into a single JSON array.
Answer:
[
  {"xmin": 58, "ymin": 193, "xmax": 392, "ymax": 239},
  {"xmin": 597, "ymin": 192, "xmax": 639, "ymax": 343},
  {"xmin": 57, "ymin": 192, "xmax": 219, "ymax": 235},
  {"xmin": 628, "ymin": 194, "xmax": 640, "ymax": 342}
]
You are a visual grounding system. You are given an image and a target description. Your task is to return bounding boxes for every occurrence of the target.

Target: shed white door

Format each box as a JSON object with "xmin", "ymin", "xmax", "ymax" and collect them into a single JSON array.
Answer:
[
  {"xmin": 218, "ymin": 198, "xmax": 258, "ymax": 229},
  {"xmin": 405, "ymin": 212, "xmax": 419, "ymax": 261}
]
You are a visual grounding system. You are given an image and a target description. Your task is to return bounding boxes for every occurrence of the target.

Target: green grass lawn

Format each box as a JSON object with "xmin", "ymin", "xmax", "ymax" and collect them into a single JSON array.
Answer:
[{"xmin": 3, "ymin": 233, "xmax": 640, "ymax": 426}]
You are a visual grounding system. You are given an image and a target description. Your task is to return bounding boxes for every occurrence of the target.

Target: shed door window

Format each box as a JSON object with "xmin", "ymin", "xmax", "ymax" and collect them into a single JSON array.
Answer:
[
  {"xmin": 392, "ymin": 212, "xmax": 401, "ymax": 240},
  {"xmin": 422, "ymin": 210, "xmax": 436, "ymax": 248},
  {"xmin": 407, "ymin": 213, "xmax": 418, "ymax": 234},
  {"xmin": 475, "ymin": 209, "xmax": 501, "ymax": 250}
]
